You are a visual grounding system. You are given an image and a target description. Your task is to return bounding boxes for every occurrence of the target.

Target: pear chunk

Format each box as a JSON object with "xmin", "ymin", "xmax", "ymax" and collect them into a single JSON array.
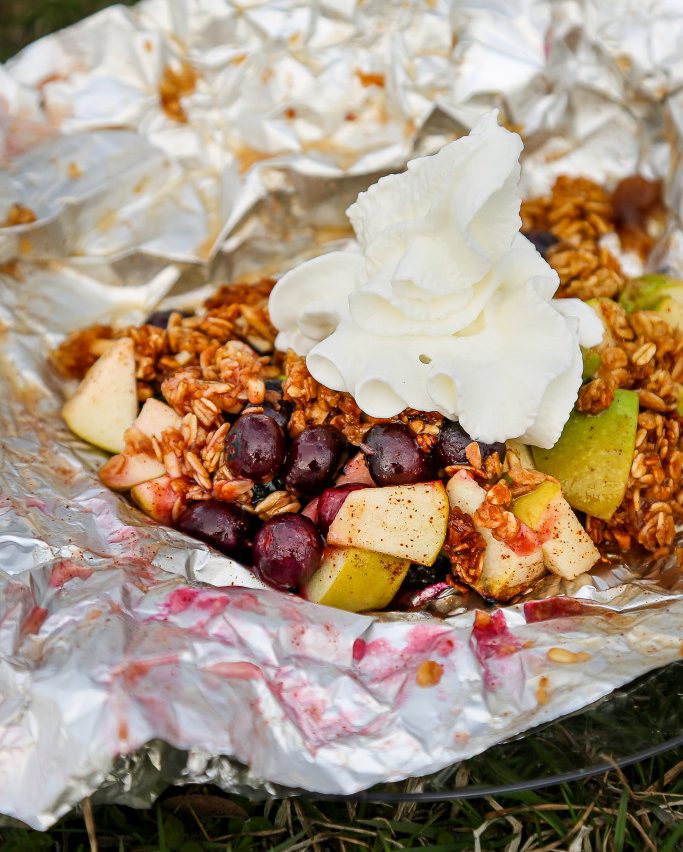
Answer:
[
  {"xmin": 326, "ymin": 481, "xmax": 449, "ymax": 566},
  {"xmin": 304, "ymin": 546, "xmax": 410, "ymax": 612},
  {"xmin": 62, "ymin": 338, "xmax": 137, "ymax": 453}
]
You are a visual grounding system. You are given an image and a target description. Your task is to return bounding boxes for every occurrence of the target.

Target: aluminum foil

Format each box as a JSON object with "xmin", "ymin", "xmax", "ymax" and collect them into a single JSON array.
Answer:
[{"xmin": 1, "ymin": 0, "xmax": 683, "ymax": 831}]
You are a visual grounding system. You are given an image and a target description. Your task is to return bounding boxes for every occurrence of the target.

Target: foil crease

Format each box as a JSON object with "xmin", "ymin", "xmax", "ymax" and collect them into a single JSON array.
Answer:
[{"xmin": 1, "ymin": 0, "xmax": 683, "ymax": 830}]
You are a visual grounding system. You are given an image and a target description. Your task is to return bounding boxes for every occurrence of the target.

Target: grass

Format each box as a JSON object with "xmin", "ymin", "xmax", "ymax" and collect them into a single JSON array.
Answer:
[
  {"xmin": 2, "ymin": 3, "xmax": 683, "ymax": 850},
  {"xmin": 1, "ymin": 750, "xmax": 682, "ymax": 850},
  {"xmin": 1, "ymin": 0, "xmax": 135, "ymax": 61}
]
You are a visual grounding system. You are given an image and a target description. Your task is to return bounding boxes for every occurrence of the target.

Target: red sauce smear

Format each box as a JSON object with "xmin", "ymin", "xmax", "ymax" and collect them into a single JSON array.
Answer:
[
  {"xmin": 21, "ymin": 607, "xmax": 48, "ymax": 636},
  {"xmin": 49, "ymin": 559, "xmax": 93, "ymax": 588},
  {"xmin": 524, "ymin": 597, "xmax": 589, "ymax": 623},
  {"xmin": 471, "ymin": 610, "xmax": 524, "ymax": 660}
]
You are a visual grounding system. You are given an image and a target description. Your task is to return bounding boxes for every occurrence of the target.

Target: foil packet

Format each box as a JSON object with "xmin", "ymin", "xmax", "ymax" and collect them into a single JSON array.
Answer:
[{"xmin": 1, "ymin": 0, "xmax": 683, "ymax": 830}]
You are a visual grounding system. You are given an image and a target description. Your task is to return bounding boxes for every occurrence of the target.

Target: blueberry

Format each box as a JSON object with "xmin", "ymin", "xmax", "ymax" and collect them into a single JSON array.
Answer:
[{"xmin": 522, "ymin": 229, "xmax": 558, "ymax": 258}]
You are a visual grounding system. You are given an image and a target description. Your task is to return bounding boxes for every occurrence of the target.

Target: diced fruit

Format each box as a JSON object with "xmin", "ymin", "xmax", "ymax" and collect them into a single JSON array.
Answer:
[
  {"xmin": 261, "ymin": 404, "xmax": 291, "ymax": 431},
  {"xmin": 303, "ymin": 546, "xmax": 410, "ymax": 612},
  {"xmin": 446, "ymin": 471, "xmax": 486, "ymax": 516},
  {"xmin": 435, "ymin": 420, "xmax": 505, "ymax": 469},
  {"xmin": 522, "ymin": 229, "xmax": 558, "ymax": 258},
  {"xmin": 130, "ymin": 475, "xmax": 177, "ymax": 525},
  {"xmin": 225, "ymin": 413, "xmax": 285, "ymax": 483},
  {"xmin": 581, "ymin": 346, "xmax": 601, "ymax": 381},
  {"xmin": 133, "ymin": 398, "xmax": 181, "ymax": 440},
  {"xmin": 145, "ymin": 308, "xmax": 192, "ymax": 328},
  {"xmin": 283, "ymin": 425, "xmax": 347, "ymax": 497},
  {"xmin": 62, "ymin": 338, "xmax": 137, "ymax": 453},
  {"xmin": 176, "ymin": 499, "xmax": 257, "ymax": 563},
  {"xmin": 447, "ymin": 473, "xmax": 546, "ymax": 601},
  {"xmin": 511, "ymin": 480, "xmax": 561, "ymax": 531},
  {"xmin": 532, "ymin": 389, "xmax": 639, "ymax": 521},
  {"xmin": 585, "ymin": 298, "xmax": 619, "ymax": 348},
  {"xmin": 541, "ymin": 495, "xmax": 600, "ymax": 580},
  {"xmin": 618, "ymin": 273, "xmax": 683, "ymax": 312},
  {"xmin": 100, "ymin": 450, "xmax": 166, "ymax": 490},
  {"xmin": 504, "ymin": 439, "xmax": 534, "ymax": 470},
  {"xmin": 618, "ymin": 274, "xmax": 683, "ymax": 330},
  {"xmin": 326, "ymin": 481, "xmax": 449, "ymax": 566},
  {"xmin": 253, "ymin": 514, "xmax": 323, "ymax": 590},
  {"xmin": 335, "ymin": 452, "xmax": 375, "ymax": 487},
  {"xmin": 478, "ymin": 534, "xmax": 546, "ymax": 602},
  {"xmin": 658, "ymin": 296, "xmax": 683, "ymax": 331},
  {"xmin": 301, "ymin": 496, "xmax": 320, "ymax": 523},
  {"xmin": 317, "ymin": 484, "xmax": 366, "ymax": 533},
  {"xmin": 364, "ymin": 423, "xmax": 433, "ymax": 486}
]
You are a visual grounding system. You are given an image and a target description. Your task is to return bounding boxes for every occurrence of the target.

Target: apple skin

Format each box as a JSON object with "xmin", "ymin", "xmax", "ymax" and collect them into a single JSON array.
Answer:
[
  {"xmin": 62, "ymin": 338, "xmax": 138, "ymax": 453},
  {"xmin": 326, "ymin": 481, "xmax": 449, "ymax": 566},
  {"xmin": 511, "ymin": 480, "xmax": 561, "ymax": 531},
  {"xmin": 531, "ymin": 389, "xmax": 639, "ymax": 521},
  {"xmin": 303, "ymin": 546, "xmax": 410, "ymax": 612},
  {"xmin": 130, "ymin": 475, "xmax": 177, "ymax": 525},
  {"xmin": 335, "ymin": 452, "xmax": 376, "ymax": 487}
]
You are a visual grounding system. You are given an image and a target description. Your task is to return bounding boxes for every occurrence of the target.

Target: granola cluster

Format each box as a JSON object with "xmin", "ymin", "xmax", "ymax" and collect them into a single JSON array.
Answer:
[
  {"xmin": 521, "ymin": 176, "xmax": 625, "ymax": 301},
  {"xmin": 52, "ymin": 174, "xmax": 681, "ymax": 562},
  {"xmin": 578, "ymin": 300, "xmax": 682, "ymax": 417},
  {"xmin": 51, "ymin": 279, "xmax": 278, "ymax": 399},
  {"xmin": 282, "ymin": 351, "xmax": 371, "ymax": 444},
  {"xmin": 521, "ymin": 175, "xmax": 682, "ymax": 555}
]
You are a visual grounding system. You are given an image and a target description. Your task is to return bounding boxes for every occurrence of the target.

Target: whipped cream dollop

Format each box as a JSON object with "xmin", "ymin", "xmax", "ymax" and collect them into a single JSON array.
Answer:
[{"xmin": 269, "ymin": 111, "xmax": 603, "ymax": 448}]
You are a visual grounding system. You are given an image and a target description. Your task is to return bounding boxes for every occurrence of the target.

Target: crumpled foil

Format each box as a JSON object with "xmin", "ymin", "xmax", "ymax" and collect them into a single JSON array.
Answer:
[{"xmin": 1, "ymin": 0, "xmax": 683, "ymax": 831}]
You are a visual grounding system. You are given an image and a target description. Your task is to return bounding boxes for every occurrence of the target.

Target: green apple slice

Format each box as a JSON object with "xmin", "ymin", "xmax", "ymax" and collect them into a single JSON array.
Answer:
[
  {"xmin": 618, "ymin": 273, "xmax": 683, "ymax": 312},
  {"xmin": 581, "ymin": 346, "xmax": 601, "ymax": 381},
  {"xmin": 326, "ymin": 481, "xmax": 449, "ymax": 566},
  {"xmin": 62, "ymin": 337, "xmax": 138, "ymax": 453},
  {"xmin": 511, "ymin": 480, "xmax": 561, "ymax": 530},
  {"xmin": 541, "ymin": 495, "xmax": 600, "ymax": 580},
  {"xmin": 531, "ymin": 389, "xmax": 639, "ymax": 521},
  {"xmin": 304, "ymin": 546, "xmax": 410, "ymax": 612}
]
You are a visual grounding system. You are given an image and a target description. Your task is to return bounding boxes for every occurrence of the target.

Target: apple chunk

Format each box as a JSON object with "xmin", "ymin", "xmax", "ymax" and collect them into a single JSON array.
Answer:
[
  {"xmin": 130, "ymin": 475, "xmax": 177, "ymax": 525},
  {"xmin": 100, "ymin": 450, "xmax": 166, "ymax": 490},
  {"xmin": 304, "ymin": 546, "xmax": 410, "ymax": 612},
  {"xmin": 532, "ymin": 389, "xmax": 639, "ymax": 521},
  {"xmin": 62, "ymin": 338, "xmax": 137, "ymax": 453},
  {"xmin": 133, "ymin": 398, "xmax": 181, "ymax": 439},
  {"xmin": 511, "ymin": 480, "xmax": 561, "ymax": 530},
  {"xmin": 447, "ymin": 472, "xmax": 546, "ymax": 602},
  {"xmin": 326, "ymin": 482, "xmax": 449, "ymax": 566},
  {"xmin": 541, "ymin": 496, "xmax": 600, "ymax": 579}
]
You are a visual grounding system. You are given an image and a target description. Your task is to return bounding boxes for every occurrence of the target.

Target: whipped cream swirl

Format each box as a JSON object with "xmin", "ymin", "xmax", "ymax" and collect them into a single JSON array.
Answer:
[{"xmin": 269, "ymin": 111, "xmax": 603, "ymax": 448}]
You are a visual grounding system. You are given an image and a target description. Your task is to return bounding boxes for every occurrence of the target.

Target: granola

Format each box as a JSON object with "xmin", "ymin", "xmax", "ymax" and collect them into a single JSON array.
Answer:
[{"xmin": 53, "ymin": 171, "xmax": 682, "ymax": 608}]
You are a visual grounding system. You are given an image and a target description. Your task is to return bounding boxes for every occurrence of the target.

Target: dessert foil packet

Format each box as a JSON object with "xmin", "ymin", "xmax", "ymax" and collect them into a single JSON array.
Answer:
[{"xmin": 1, "ymin": 0, "xmax": 683, "ymax": 830}]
